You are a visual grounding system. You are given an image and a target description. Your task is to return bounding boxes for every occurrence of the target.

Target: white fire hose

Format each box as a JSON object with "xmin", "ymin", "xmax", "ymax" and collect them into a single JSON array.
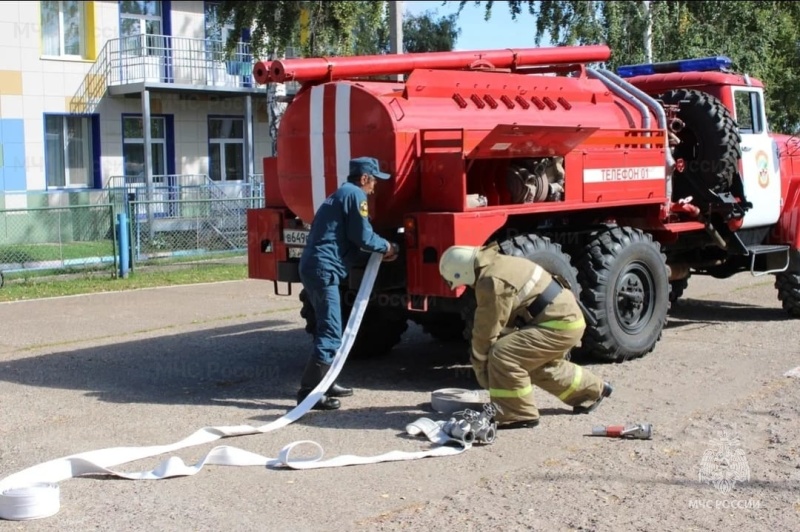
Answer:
[{"xmin": 0, "ymin": 252, "xmax": 491, "ymax": 521}]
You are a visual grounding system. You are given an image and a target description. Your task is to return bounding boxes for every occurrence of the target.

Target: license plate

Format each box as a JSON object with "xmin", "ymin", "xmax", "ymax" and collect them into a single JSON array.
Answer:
[
  {"xmin": 283, "ymin": 229, "xmax": 310, "ymax": 246},
  {"xmin": 288, "ymin": 247, "xmax": 304, "ymax": 259}
]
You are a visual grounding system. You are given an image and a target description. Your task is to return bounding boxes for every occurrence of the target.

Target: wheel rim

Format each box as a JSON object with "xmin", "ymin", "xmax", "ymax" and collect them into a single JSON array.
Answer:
[{"xmin": 614, "ymin": 261, "xmax": 655, "ymax": 334}]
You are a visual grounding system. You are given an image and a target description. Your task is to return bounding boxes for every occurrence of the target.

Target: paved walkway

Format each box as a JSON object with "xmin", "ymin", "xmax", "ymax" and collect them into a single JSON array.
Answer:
[{"xmin": 0, "ymin": 280, "xmax": 303, "ymax": 353}]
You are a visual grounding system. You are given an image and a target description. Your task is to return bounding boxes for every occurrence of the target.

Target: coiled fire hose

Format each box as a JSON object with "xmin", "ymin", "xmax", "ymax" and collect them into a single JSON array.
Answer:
[{"xmin": 0, "ymin": 252, "xmax": 494, "ymax": 521}]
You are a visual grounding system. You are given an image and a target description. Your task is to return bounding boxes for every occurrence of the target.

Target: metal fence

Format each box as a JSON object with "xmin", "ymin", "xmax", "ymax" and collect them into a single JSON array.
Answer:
[
  {"xmin": 0, "ymin": 205, "xmax": 118, "ymax": 279},
  {"xmin": 128, "ymin": 197, "xmax": 257, "ymax": 262},
  {"xmin": 0, "ymin": 181, "xmax": 266, "ymax": 285},
  {"xmin": 106, "ymin": 174, "xmax": 264, "ymax": 216}
]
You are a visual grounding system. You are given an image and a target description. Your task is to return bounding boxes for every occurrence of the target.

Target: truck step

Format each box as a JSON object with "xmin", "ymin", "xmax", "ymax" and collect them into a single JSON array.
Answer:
[{"xmin": 746, "ymin": 244, "xmax": 790, "ymax": 277}]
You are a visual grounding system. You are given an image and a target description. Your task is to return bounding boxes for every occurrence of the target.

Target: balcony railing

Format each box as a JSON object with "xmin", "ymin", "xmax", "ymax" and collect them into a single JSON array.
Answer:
[
  {"xmin": 107, "ymin": 34, "xmax": 255, "ymax": 89},
  {"xmin": 70, "ymin": 34, "xmax": 258, "ymax": 113}
]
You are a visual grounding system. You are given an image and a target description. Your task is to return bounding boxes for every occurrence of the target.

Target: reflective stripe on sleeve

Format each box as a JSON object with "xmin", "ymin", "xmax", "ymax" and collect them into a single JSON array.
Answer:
[{"xmin": 516, "ymin": 265, "xmax": 544, "ymax": 306}]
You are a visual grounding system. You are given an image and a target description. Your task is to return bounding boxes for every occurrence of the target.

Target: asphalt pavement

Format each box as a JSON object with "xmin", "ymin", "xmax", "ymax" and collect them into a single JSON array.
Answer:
[{"xmin": 1, "ymin": 274, "xmax": 799, "ymax": 531}]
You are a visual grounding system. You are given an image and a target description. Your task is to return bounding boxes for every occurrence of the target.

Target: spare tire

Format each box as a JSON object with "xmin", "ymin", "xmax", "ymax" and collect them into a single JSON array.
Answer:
[{"xmin": 657, "ymin": 88, "xmax": 741, "ymax": 202}]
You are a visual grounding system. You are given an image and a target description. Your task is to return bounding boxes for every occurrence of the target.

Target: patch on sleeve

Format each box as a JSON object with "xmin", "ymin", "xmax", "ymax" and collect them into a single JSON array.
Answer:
[{"xmin": 359, "ymin": 200, "xmax": 369, "ymax": 217}]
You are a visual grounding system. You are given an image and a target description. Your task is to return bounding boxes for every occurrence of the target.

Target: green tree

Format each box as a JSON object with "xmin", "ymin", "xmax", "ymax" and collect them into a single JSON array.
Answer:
[
  {"xmin": 351, "ymin": 8, "xmax": 460, "ymax": 55},
  {"xmin": 402, "ymin": 10, "xmax": 461, "ymax": 53},
  {"xmin": 214, "ymin": 1, "xmax": 384, "ymax": 59},
  {"xmin": 459, "ymin": 1, "xmax": 800, "ymax": 133},
  {"xmin": 215, "ymin": 2, "xmax": 461, "ymax": 58}
]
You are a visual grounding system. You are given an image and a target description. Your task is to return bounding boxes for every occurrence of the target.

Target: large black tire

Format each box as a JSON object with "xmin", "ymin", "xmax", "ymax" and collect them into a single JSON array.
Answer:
[
  {"xmin": 775, "ymin": 272, "xmax": 800, "ymax": 318},
  {"xmin": 461, "ymin": 234, "xmax": 580, "ymax": 343},
  {"xmin": 657, "ymin": 88, "xmax": 742, "ymax": 201},
  {"xmin": 575, "ymin": 225, "xmax": 670, "ymax": 362},
  {"xmin": 299, "ymin": 288, "xmax": 408, "ymax": 360},
  {"xmin": 498, "ymin": 234, "xmax": 581, "ymax": 297}
]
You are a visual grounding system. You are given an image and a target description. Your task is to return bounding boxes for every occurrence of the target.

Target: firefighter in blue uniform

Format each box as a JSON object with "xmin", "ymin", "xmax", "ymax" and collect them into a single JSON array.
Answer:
[{"xmin": 297, "ymin": 156, "xmax": 400, "ymax": 410}]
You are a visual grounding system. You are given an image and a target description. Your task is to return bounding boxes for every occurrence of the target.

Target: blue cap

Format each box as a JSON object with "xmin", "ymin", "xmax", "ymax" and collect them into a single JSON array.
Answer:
[{"xmin": 349, "ymin": 157, "xmax": 391, "ymax": 180}]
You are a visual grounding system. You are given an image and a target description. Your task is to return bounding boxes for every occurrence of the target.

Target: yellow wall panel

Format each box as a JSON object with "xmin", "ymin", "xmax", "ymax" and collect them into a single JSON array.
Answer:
[
  {"xmin": 85, "ymin": 2, "xmax": 97, "ymax": 60},
  {"xmin": 0, "ymin": 71, "xmax": 23, "ymax": 95}
]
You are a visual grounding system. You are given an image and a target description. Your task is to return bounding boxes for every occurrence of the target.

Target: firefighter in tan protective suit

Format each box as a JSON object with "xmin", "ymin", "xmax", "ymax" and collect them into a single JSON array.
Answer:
[{"xmin": 439, "ymin": 243, "xmax": 613, "ymax": 429}]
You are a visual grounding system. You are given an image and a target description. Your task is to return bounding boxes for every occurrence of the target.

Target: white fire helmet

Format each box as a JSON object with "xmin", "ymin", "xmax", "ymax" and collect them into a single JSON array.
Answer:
[{"xmin": 439, "ymin": 245, "xmax": 480, "ymax": 289}]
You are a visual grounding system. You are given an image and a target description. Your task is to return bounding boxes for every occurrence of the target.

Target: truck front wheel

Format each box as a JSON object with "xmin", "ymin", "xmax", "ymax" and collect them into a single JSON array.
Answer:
[
  {"xmin": 299, "ymin": 288, "xmax": 408, "ymax": 360},
  {"xmin": 575, "ymin": 225, "xmax": 670, "ymax": 362},
  {"xmin": 775, "ymin": 272, "xmax": 800, "ymax": 318}
]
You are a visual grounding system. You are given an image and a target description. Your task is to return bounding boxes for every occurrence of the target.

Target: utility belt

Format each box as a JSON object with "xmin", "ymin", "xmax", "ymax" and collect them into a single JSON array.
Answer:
[
  {"xmin": 513, "ymin": 275, "xmax": 598, "ymax": 329},
  {"xmin": 515, "ymin": 278, "xmax": 563, "ymax": 327}
]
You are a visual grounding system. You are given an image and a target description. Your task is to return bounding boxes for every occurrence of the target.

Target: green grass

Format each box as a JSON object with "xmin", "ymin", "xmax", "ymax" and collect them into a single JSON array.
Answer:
[
  {"xmin": 0, "ymin": 240, "xmax": 114, "ymax": 263},
  {"xmin": 0, "ymin": 262, "xmax": 249, "ymax": 302}
]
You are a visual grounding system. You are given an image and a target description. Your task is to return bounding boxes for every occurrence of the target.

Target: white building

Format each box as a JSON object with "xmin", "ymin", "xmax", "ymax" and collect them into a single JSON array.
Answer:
[{"xmin": 0, "ymin": 0, "xmax": 275, "ymax": 209}]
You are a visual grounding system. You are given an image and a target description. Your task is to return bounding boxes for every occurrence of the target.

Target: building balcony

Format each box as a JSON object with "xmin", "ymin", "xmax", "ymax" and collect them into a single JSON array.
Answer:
[
  {"xmin": 107, "ymin": 34, "xmax": 258, "ymax": 94},
  {"xmin": 70, "ymin": 34, "xmax": 264, "ymax": 113}
]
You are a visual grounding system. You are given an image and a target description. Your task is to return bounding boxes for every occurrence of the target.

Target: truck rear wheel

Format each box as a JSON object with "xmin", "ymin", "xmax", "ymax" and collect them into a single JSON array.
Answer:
[
  {"xmin": 498, "ymin": 234, "xmax": 581, "ymax": 296},
  {"xmin": 657, "ymin": 88, "xmax": 742, "ymax": 201},
  {"xmin": 575, "ymin": 225, "xmax": 670, "ymax": 362},
  {"xmin": 299, "ymin": 288, "xmax": 408, "ymax": 360},
  {"xmin": 775, "ymin": 272, "xmax": 800, "ymax": 318},
  {"xmin": 461, "ymin": 233, "xmax": 581, "ymax": 355}
]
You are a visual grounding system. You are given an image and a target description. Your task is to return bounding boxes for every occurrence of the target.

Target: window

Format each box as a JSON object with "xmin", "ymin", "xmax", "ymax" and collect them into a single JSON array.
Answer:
[
  {"xmin": 208, "ymin": 117, "xmax": 245, "ymax": 181},
  {"xmin": 41, "ymin": 1, "xmax": 85, "ymax": 58},
  {"xmin": 119, "ymin": 1, "xmax": 163, "ymax": 56},
  {"xmin": 44, "ymin": 115, "xmax": 93, "ymax": 188},
  {"xmin": 205, "ymin": 1, "xmax": 243, "ymax": 68},
  {"xmin": 733, "ymin": 90, "xmax": 764, "ymax": 134},
  {"xmin": 205, "ymin": 1, "xmax": 253, "ymax": 76},
  {"xmin": 205, "ymin": 1, "xmax": 235, "ymax": 44},
  {"xmin": 122, "ymin": 116, "xmax": 167, "ymax": 180}
]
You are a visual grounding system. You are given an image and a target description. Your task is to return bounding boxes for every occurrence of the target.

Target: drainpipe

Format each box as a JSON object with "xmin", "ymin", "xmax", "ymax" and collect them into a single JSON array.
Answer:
[
  {"xmin": 245, "ymin": 94, "xmax": 254, "ymax": 182},
  {"xmin": 142, "ymin": 88, "xmax": 155, "ymax": 240}
]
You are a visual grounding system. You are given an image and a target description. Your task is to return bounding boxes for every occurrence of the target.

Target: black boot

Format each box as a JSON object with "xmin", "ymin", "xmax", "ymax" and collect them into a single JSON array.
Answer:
[
  {"xmin": 573, "ymin": 382, "xmax": 614, "ymax": 415},
  {"xmin": 296, "ymin": 360, "xmax": 341, "ymax": 410},
  {"xmin": 327, "ymin": 382, "xmax": 353, "ymax": 398}
]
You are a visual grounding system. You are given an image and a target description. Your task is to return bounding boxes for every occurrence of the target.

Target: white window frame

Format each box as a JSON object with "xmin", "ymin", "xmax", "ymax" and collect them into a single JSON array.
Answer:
[
  {"xmin": 119, "ymin": 1, "xmax": 163, "ymax": 36},
  {"xmin": 119, "ymin": 1, "xmax": 163, "ymax": 57},
  {"xmin": 205, "ymin": 1, "xmax": 236, "ymax": 44},
  {"xmin": 41, "ymin": 0, "xmax": 85, "ymax": 59},
  {"xmin": 44, "ymin": 115, "xmax": 93, "ymax": 189},
  {"xmin": 122, "ymin": 116, "xmax": 167, "ymax": 181},
  {"xmin": 208, "ymin": 117, "xmax": 245, "ymax": 182}
]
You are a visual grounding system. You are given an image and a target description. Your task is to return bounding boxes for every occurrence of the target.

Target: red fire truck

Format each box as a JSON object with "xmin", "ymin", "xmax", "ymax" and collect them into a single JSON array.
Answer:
[{"xmin": 246, "ymin": 45, "xmax": 800, "ymax": 362}]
